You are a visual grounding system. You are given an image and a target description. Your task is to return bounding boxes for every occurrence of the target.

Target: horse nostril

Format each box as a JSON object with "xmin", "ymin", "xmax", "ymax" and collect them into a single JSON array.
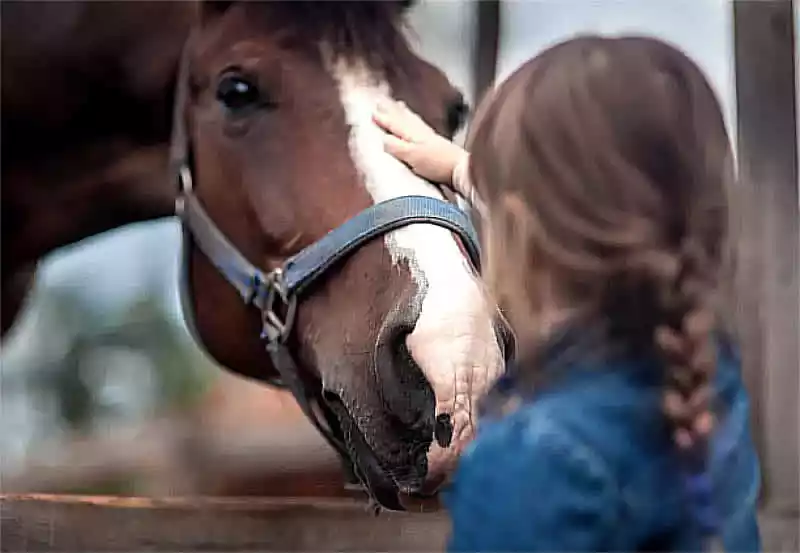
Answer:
[
  {"xmin": 434, "ymin": 413, "xmax": 453, "ymax": 448},
  {"xmin": 375, "ymin": 310, "xmax": 435, "ymax": 431}
]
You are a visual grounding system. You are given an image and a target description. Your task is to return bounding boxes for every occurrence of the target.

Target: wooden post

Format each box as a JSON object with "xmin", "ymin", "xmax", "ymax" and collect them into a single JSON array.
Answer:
[
  {"xmin": 471, "ymin": 0, "xmax": 500, "ymax": 106},
  {"xmin": 732, "ymin": 0, "xmax": 799, "ymax": 536}
]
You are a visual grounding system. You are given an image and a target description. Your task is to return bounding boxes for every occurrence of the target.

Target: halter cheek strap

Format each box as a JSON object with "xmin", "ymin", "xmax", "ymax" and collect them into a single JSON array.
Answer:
[{"xmin": 169, "ymin": 38, "xmax": 362, "ymax": 496}]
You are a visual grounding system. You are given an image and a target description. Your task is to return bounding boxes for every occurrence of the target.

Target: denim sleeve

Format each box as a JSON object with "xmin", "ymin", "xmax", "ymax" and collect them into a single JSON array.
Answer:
[{"xmin": 445, "ymin": 413, "xmax": 619, "ymax": 552}]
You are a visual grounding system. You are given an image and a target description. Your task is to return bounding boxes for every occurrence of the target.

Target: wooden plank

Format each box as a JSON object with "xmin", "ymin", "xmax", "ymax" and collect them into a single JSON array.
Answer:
[
  {"xmin": 732, "ymin": 0, "xmax": 799, "ymax": 520},
  {"xmin": 0, "ymin": 494, "xmax": 449, "ymax": 552},
  {"xmin": 2, "ymin": 495, "xmax": 796, "ymax": 552}
]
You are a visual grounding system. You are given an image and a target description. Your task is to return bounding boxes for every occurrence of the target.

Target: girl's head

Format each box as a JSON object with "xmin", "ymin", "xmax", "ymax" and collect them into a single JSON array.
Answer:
[{"xmin": 468, "ymin": 34, "xmax": 734, "ymax": 530}]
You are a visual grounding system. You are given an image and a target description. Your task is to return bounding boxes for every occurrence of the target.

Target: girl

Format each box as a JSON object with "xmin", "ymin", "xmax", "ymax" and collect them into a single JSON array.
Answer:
[{"xmin": 374, "ymin": 36, "xmax": 761, "ymax": 552}]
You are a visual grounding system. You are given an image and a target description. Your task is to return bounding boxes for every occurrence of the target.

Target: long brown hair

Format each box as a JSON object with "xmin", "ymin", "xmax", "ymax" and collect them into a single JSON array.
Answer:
[{"xmin": 467, "ymin": 35, "xmax": 736, "ymax": 536}]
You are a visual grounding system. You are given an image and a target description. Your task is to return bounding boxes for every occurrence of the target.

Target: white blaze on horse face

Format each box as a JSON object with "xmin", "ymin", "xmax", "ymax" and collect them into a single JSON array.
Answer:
[{"xmin": 328, "ymin": 57, "xmax": 504, "ymax": 478}]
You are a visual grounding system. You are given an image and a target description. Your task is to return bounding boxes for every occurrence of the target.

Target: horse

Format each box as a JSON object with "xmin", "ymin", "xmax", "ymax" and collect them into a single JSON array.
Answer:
[
  {"xmin": 1, "ymin": 0, "xmax": 196, "ymax": 335},
  {"xmin": 2, "ymin": 0, "xmax": 511, "ymax": 510}
]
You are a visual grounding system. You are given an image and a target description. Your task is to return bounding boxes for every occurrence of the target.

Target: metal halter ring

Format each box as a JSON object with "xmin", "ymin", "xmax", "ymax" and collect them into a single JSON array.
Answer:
[
  {"xmin": 258, "ymin": 268, "xmax": 298, "ymax": 348},
  {"xmin": 174, "ymin": 165, "xmax": 194, "ymax": 218}
]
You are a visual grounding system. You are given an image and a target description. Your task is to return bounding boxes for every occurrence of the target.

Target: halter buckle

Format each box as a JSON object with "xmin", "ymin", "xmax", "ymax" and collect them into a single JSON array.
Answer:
[
  {"xmin": 175, "ymin": 166, "xmax": 194, "ymax": 218},
  {"xmin": 259, "ymin": 268, "xmax": 298, "ymax": 348}
]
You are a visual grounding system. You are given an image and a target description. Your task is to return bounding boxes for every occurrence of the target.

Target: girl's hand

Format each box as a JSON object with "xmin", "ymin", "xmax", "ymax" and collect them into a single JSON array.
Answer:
[{"xmin": 373, "ymin": 99, "xmax": 468, "ymax": 187}]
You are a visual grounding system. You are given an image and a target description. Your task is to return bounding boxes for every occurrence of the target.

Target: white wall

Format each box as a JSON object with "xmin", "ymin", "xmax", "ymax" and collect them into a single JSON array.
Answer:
[
  {"xmin": 405, "ymin": 0, "xmax": 477, "ymax": 106},
  {"xmin": 495, "ymin": 0, "xmax": 737, "ymax": 147}
]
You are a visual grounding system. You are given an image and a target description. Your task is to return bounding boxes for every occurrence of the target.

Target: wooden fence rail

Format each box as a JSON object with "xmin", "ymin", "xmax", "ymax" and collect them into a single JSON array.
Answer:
[
  {"xmin": 0, "ymin": 494, "xmax": 450, "ymax": 552},
  {"xmin": 3, "ymin": 494, "xmax": 800, "ymax": 552}
]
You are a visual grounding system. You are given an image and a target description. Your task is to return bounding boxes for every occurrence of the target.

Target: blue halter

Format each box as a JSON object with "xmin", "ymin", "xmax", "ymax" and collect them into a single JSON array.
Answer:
[{"xmin": 177, "ymin": 166, "xmax": 480, "ymax": 348}]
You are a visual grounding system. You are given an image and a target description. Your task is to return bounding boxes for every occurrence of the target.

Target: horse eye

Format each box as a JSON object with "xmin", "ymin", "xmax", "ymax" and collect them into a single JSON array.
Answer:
[{"xmin": 216, "ymin": 74, "xmax": 261, "ymax": 112}]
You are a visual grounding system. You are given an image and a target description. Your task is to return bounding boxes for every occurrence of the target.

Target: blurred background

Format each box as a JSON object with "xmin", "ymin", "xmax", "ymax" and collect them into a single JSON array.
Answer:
[{"xmin": 1, "ymin": 3, "xmax": 796, "ymax": 536}]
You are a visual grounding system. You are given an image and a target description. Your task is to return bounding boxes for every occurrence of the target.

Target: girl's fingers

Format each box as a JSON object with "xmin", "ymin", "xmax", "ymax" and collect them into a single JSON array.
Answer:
[
  {"xmin": 374, "ymin": 98, "xmax": 434, "ymax": 142},
  {"xmin": 383, "ymin": 134, "xmax": 413, "ymax": 162},
  {"xmin": 373, "ymin": 108, "xmax": 414, "ymax": 142},
  {"xmin": 395, "ymin": 102, "xmax": 435, "ymax": 137}
]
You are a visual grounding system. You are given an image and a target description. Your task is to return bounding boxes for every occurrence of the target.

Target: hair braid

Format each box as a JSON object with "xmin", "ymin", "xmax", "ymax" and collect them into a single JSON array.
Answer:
[{"xmin": 650, "ymin": 239, "xmax": 719, "ymax": 539}]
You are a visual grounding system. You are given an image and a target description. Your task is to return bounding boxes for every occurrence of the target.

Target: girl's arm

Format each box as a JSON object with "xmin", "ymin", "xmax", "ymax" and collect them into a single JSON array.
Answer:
[{"xmin": 450, "ymin": 153, "xmax": 487, "ymax": 219}]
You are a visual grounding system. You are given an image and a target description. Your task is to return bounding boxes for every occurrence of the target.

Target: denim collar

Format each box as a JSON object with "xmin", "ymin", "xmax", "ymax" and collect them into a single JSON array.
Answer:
[{"xmin": 479, "ymin": 317, "xmax": 611, "ymax": 418}]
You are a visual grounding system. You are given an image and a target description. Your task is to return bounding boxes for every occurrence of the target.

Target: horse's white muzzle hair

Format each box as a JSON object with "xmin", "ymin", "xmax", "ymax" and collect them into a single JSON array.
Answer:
[{"xmin": 405, "ymin": 266, "xmax": 504, "ymax": 480}]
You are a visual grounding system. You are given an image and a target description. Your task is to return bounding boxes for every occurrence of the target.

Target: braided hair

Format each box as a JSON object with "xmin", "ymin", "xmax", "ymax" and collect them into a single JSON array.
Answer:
[
  {"xmin": 466, "ymin": 35, "xmax": 735, "ymax": 546},
  {"xmin": 626, "ymin": 241, "xmax": 722, "ymax": 539}
]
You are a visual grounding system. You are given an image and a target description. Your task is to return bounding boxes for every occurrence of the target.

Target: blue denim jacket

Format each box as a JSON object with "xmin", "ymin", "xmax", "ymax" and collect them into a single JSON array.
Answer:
[{"xmin": 444, "ymin": 333, "xmax": 761, "ymax": 552}]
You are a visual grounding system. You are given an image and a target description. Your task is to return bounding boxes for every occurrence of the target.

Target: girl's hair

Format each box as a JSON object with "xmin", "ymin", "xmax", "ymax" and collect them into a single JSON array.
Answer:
[{"xmin": 467, "ymin": 36, "xmax": 736, "ymax": 539}]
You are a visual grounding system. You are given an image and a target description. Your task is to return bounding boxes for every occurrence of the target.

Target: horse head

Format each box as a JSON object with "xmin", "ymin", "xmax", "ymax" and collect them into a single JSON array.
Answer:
[{"xmin": 177, "ymin": 0, "xmax": 510, "ymax": 508}]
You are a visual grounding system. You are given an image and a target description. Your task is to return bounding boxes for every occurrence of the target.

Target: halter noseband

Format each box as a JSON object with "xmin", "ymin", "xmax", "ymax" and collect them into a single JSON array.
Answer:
[{"xmin": 170, "ymin": 37, "xmax": 483, "ymax": 511}]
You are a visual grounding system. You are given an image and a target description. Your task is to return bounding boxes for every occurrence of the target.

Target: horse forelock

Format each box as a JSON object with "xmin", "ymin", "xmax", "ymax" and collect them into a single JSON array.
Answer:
[{"xmin": 231, "ymin": 1, "xmax": 410, "ymax": 76}]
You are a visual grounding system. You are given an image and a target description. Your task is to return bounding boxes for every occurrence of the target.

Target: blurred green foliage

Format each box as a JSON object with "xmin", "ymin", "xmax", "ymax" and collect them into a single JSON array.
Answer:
[{"xmin": 1, "ymin": 263, "xmax": 219, "ymax": 480}]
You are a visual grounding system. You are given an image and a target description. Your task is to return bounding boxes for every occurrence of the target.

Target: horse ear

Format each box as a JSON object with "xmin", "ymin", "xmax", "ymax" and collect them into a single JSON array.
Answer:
[{"xmin": 200, "ymin": 0, "xmax": 233, "ymax": 22}]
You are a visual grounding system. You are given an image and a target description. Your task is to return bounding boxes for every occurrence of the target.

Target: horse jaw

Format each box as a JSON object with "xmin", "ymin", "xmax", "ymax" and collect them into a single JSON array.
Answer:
[{"xmin": 327, "ymin": 57, "xmax": 504, "ymax": 482}]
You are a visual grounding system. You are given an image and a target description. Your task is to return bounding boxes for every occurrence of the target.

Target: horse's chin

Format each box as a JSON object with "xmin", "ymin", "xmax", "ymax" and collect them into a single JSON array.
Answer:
[
  {"xmin": 321, "ymin": 391, "xmax": 405, "ymax": 511},
  {"xmin": 325, "ymin": 393, "xmax": 451, "ymax": 511}
]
